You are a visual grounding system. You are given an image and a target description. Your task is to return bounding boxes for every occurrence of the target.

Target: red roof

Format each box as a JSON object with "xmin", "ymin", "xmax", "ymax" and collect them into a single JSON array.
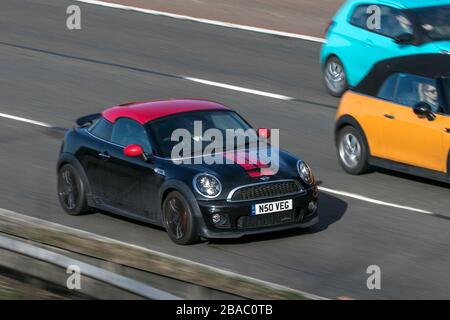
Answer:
[{"xmin": 102, "ymin": 99, "xmax": 230, "ymax": 124}]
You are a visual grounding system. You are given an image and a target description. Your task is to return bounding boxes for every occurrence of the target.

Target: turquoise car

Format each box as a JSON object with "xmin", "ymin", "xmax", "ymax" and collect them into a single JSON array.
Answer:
[{"xmin": 321, "ymin": 0, "xmax": 450, "ymax": 96}]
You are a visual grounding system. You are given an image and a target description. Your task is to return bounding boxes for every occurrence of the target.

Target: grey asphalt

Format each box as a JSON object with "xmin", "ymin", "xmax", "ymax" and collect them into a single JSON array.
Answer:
[{"xmin": 0, "ymin": 0, "xmax": 449, "ymax": 299}]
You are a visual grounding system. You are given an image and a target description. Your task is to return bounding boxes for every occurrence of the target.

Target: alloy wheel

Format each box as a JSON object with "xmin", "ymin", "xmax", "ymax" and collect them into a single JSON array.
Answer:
[{"xmin": 339, "ymin": 133, "xmax": 361, "ymax": 169}]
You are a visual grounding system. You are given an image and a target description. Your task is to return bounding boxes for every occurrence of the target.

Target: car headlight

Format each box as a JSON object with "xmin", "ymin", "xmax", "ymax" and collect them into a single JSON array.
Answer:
[
  {"xmin": 193, "ymin": 173, "xmax": 222, "ymax": 198},
  {"xmin": 297, "ymin": 160, "xmax": 314, "ymax": 185}
]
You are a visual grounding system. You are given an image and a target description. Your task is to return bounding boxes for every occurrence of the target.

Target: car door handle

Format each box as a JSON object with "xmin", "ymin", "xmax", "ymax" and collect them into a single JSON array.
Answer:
[
  {"xmin": 366, "ymin": 39, "xmax": 374, "ymax": 47},
  {"xmin": 446, "ymin": 128, "xmax": 450, "ymax": 133},
  {"xmin": 384, "ymin": 114, "xmax": 395, "ymax": 119},
  {"xmin": 98, "ymin": 152, "xmax": 111, "ymax": 160}
]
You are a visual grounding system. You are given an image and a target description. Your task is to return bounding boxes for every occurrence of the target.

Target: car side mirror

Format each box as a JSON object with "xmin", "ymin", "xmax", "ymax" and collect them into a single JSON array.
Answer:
[
  {"xmin": 394, "ymin": 33, "xmax": 414, "ymax": 45},
  {"xmin": 413, "ymin": 102, "xmax": 436, "ymax": 121},
  {"xmin": 124, "ymin": 144, "xmax": 144, "ymax": 158},
  {"xmin": 257, "ymin": 128, "xmax": 271, "ymax": 139}
]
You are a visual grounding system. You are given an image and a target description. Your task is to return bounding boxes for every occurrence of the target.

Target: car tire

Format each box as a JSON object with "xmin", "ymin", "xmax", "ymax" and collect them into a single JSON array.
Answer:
[
  {"xmin": 337, "ymin": 126, "xmax": 370, "ymax": 175},
  {"xmin": 57, "ymin": 164, "xmax": 90, "ymax": 215},
  {"xmin": 162, "ymin": 191, "xmax": 199, "ymax": 245},
  {"xmin": 323, "ymin": 56, "xmax": 348, "ymax": 97}
]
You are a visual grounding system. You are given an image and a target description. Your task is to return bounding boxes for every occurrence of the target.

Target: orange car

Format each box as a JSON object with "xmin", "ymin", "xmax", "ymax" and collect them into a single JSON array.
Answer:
[{"xmin": 335, "ymin": 54, "xmax": 450, "ymax": 183}]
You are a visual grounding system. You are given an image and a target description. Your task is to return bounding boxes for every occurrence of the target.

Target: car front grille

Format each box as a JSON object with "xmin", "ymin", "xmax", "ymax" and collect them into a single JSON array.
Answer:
[
  {"xmin": 228, "ymin": 180, "xmax": 304, "ymax": 202},
  {"xmin": 237, "ymin": 209, "xmax": 304, "ymax": 230}
]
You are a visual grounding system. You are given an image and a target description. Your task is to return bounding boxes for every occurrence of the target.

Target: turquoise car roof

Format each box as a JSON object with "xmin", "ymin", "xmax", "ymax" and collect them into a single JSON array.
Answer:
[
  {"xmin": 343, "ymin": 0, "xmax": 450, "ymax": 10},
  {"xmin": 334, "ymin": 0, "xmax": 450, "ymax": 21}
]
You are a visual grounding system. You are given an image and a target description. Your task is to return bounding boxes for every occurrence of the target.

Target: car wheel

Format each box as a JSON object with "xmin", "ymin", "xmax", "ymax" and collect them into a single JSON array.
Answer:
[
  {"xmin": 57, "ymin": 164, "xmax": 90, "ymax": 215},
  {"xmin": 337, "ymin": 126, "xmax": 370, "ymax": 175},
  {"xmin": 323, "ymin": 56, "xmax": 348, "ymax": 97},
  {"xmin": 162, "ymin": 191, "xmax": 199, "ymax": 245}
]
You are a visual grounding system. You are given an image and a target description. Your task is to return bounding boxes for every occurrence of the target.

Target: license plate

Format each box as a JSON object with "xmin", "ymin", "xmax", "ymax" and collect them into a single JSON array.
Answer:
[{"xmin": 252, "ymin": 199, "xmax": 293, "ymax": 215}]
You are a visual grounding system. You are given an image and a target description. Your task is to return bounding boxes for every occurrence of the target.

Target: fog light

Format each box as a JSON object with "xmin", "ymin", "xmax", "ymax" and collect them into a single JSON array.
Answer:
[
  {"xmin": 212, "ymin": 214, "xmax": 221, "ymax": 224},
  {"xmin": 308, "ymin": 201, "xmax": 318, "ymax": 213}
]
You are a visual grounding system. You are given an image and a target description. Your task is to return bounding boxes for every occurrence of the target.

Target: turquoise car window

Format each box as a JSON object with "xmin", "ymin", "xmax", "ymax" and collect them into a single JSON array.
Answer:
[
  {"xmin": 378, "ymin": 7, "xmax": 412, "ymax": 38},
  {"xmin": 350, "ymin": 5, "xmax": 369, "ymax": 29},
  {"xmin": 413, "ymin": 5, "xmax": 450, "ymax": 41},
  {"xmin": 350, "ymin": 5, "xmax": 413, "ymax": 39},
  {"xmin": 378, "ymin": 74, "xmax": 399, "ymax": 101}
]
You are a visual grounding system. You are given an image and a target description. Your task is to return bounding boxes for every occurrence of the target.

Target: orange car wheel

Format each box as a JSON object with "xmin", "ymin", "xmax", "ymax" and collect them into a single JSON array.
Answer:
[{"xmin": 337, "ymin": 126, "xmax": 370, "ymax": 175}]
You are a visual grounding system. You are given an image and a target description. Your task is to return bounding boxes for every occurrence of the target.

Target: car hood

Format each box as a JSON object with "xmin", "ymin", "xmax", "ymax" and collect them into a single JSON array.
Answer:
[{"xmin": 169, "ymin": 147, "xmax": 307, "ymax": 199}]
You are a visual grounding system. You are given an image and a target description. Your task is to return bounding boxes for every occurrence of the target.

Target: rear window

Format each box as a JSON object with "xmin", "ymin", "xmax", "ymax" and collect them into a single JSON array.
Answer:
[
  {"xmin": 350, "ymin": 5, "xmax": 370, "ymax": 29},
  {"xmin": 378, "ymin": 74, "xmax": 399, "ymax": 101},
  {"xmin": 89, "ymin": 117, "xmax": 113, "ymax": 141}
]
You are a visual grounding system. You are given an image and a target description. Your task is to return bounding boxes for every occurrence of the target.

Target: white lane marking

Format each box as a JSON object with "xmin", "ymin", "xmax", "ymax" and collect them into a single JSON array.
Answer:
[
  {"xmin": 0, "ymin": 112, "xmax": 52, "ymax": 128},
  {"xmin": 318, "ymin": 186, "xmax": 434, "ymax": 215},
  {"xmin": 73, "ymin": 0, "xmax": 326, "ymax": 43},
  {"xmin": 0, "ymin": 112, "xmax": 435, "ymax": 215},
  {"xmin": 184, "ymin": 77, "xmax": 294, "ymax": 100}
]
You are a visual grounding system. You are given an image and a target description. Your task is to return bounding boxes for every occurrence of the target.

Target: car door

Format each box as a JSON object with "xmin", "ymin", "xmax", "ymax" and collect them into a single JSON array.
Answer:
[
  {"xmin": 102, "ymin": 118, "xmax": 160, "ymax": 221},
  {"xmin": 444, "ymin": 115, "xmax": 450, "ymax": 175},
  {"xmin": 381, "ymin": 73, "xmax": 446, "ymax": 172},
  {"xmin": 443, "ymin": 78, "xmax": 450, "ymax": 175},
  {"xmin": 347, "ymin": 5, "xmax": 420, "ymax": 83}
]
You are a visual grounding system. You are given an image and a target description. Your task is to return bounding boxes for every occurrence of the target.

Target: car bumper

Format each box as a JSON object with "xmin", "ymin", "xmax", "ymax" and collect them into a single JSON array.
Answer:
[{"xmin": 195, "ymin": 187, "xmax": 319, "ymax": 239}]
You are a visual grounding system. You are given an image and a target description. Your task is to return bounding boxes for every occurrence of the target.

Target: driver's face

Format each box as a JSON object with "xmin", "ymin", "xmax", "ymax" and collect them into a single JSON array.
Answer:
[{"xmin": 424, "ymin": 85, "xmax": 438, "ymax": 102}]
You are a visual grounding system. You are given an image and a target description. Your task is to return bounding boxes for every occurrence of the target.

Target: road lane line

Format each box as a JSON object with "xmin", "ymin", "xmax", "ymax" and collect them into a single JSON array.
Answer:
[
  {"xmin": 0, "ymin": 112, "xmax": 52, "ymax": 128},
  {"xmin": 0, "ymin": 39, "xmax": 294, "ymax": 102},
  {"xmin": 73, "ymin": 0, "xmax": 326, "ymax": 43},
  {"xmin": 0, "ymin": 111, "xmax": 436, "ymax": 215},
  {"xmin": 318, "ymin": 186, "xmax": 434, "ymax": 215},
  {"xmin": 183, "ymin": 77, "xmax": 294, "ymax": 100}
]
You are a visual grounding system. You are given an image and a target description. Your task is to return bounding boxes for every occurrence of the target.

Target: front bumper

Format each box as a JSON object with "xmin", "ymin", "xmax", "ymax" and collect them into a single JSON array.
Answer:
[{"xmin": 195, "ymin": 187, "xmax": 319, "ymax": 239}]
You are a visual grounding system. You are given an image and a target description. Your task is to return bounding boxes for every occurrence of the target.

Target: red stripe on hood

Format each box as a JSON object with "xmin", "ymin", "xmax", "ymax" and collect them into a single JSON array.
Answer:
[{"xmin": 223, "ymin": 150, "xmax": 275, "ymax": 177}]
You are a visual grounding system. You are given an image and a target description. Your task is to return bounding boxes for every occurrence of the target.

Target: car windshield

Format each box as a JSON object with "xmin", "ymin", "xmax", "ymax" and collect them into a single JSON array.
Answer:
[
  {"xmin": 146, "ymin": 110, "xmax": 257, "ymax": 158},
  {"xmin": 411, "ymin": 5, "xmax": 450, "ymax": 41}
]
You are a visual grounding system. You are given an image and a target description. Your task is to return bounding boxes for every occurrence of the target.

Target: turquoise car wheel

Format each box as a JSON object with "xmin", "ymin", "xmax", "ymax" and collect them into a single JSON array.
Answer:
[{"xmin": 323, "ymin": 56, "xmax": 348, "ymax": 97}]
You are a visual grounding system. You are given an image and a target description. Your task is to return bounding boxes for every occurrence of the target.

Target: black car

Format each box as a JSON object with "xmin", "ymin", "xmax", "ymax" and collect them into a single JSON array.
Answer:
[{"xmin": 57, "ymin": 99, "xmax": 319, "ymax": 244}]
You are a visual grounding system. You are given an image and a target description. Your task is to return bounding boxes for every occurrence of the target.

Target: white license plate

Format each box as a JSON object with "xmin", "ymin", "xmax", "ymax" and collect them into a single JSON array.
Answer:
[{"xmin": 252, "ymin": 199, "xmax": 293, "ymax": 215}]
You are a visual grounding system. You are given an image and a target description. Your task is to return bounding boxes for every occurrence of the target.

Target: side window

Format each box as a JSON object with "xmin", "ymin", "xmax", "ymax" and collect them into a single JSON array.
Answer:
[
  {"xmin": 350, "ymin": 5, "xmax": 369, "ymax": 29},
  {"xmin": 89, "ymin": 118, "xmax": 113, "ymax": 141},
  {"xmin": 111, "ymin": 118, "xmax": 152, "ymax": 153},
  {"xmin": 378, "ymin": 74, "xmax": 399, "ymax": 101},
  {"xmin": 393, "ymin": 73, "xmax": 440, "ymax": 111},
  {"xmin": 443, "ymin": 78, "xmax": 450, "ymax": 115},
  {"xmin": 350, "ymin": 5, "xmax": 413, "ymax": 38},
  {"xmin": 378, "ymin": 7, "xmax": 413, "ymax": 38}
]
